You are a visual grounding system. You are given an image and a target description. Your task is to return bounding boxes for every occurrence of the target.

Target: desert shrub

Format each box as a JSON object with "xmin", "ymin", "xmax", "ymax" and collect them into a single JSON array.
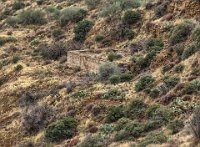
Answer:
[
  {"xmin": 146, "ymin": 104, "xmax": 160, "ymax": 119},
  {"xmin": 0, "ymin": 37, "xmax": 16, "ymax": 46},
  {"xmin": 154, "ymin": 1, "xmax": 168, "ymax": 18},
  {"xmin": 163, "ymin": 76, "xmax": 180, "ymax": 89},
  {"xmin": 181, "ymin": 42, "xmax": 199, "ymax": 60},
  {"xmin": 147, "ymin": 38, "xmax": 164, "ymax": 49},
  {"xmin": 45, "ymin": 116, "xmax": 77, "ymax": 142},
  {"xmin": 100, "ymin": 0, "xmax": 141, "ymax": 17},
  {"xmin": 174, "ymin": 43, "xmax": 185, "ymax": 57},
  {"xmin": 12, "ymin": 55, "xmax": 21, "ymax": 64},
  {"xmin": 12, "ymin": 1, "xmax": 25, "ymax": 11},
  {"xmin": 125, "ymin": 99, "xmax": 148, "ymax": 119},
  {"xmin": 101, "ymin": 88, "xmax": 125, "ymax": 100},
  {"xmin": 52, "ymin": 29, "xmax": 63, "ymax": 38},
  {"xmin": 122, "ymin": 10, "xmax": 141, "ymax": 25},
  {"xmin": 46, "ymin": 6, "xmax": 60, "ymax": 19},
  {"xmin": 72, "ymin": 90, "xmax": 88, "ymax": 98},
  {"xmin": 115, "ymin": 118, "xmax": 132, "ymax": 131},
  {"xmin": 74, "ymin": 20, "xmax": 94, "ymax": 42},
  {"xmin": 14, "ymin": 64, "xmax": 23, "ymax": 72},
  {"xmin": 36, "ymin": 0, "xmax": 44, "ymax": 5},
  {"xmin": 114, "ymin": 121, "xmax": 145, "ymax": 141},
  {"xmin": 120, "ymin": 72, "xmax": 133, "ymax": 82},
  {"xmin": 106, "ymin": 106, "xmax": 125, "ymax": 123},
  {"xmin": 0, "ymin": 76, "xmax": 8, "ymax": 87},
  {"xmin": 192, "ymin": 26, "xmax": 200, "ymax": 42},
  {"xmin": 95, "ymin": 35, "xmax": 104, "ymax": 42},
  {"xmin": 18, "ymin": 9, "xmax": 46, "ymax": 25},
  {"xmin": 183, "ymin": 80, "xmax": 200, "ymax": 94},
  {"xmin": 190, "ymin": 106, "xmax": 200, "ymax": 139},
  {"xmin": 85, "ymin": 0, "xmax": 101, "ymax": 9},
  {"xmin": 135, "ymin": 75, "xmax": 155, "ymax": 92},
  {"xmin": 5, "ymin": 17, "xmax": 19, "ymax": 26},
  {"xmin": 60, "ymin": 8, "xmax": 87, "ymax": 26},
  {"xmin": 22, "ymin": 105, "xmax": 51, "ymax": 134},
  {"xmin": 109, "ymin": 75, "xmax": 120, "ymax": 84},
  {"xmin": 167, "ymin": 119, "xmax": 184, "ymax": 134},
  {"xmin": 170, "ymin": 21, "xmax": 194, "ymax": 45},
  {"xmin": 99, "ymin": 62, "xmax": 120, "ymax": 80},
  {"xmin": 174, "ymin": 64, "xmax": 185, "ymax": 73},
  {"xmin": 38, "ymin": 42, "xmax": 67, "ymax": 60},
  {"xmin": 138, "ymin": 132, "xmax": 167, "ymax": 147},
  {"xmin": 149, "ymin": 88, "xmax": 160, "ymax": 98},
  {"xmin": 107, "ymin": 51, "xmax": 122, "ymax": 62},
  {"xmin": 191, "ymin": 67, "xmax": 200, "ymax": 76}
]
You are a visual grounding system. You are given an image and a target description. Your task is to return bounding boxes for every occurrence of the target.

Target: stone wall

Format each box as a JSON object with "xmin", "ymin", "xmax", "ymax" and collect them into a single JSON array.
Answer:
[{"xmin": 67, "ymin": 50, "xmax": 105, "ymax": 73}]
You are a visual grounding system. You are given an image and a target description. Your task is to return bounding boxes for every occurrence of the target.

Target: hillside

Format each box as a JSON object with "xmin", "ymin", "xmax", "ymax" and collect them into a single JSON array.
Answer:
[{"xmin": 0, "ymin": 0, "xmax": 199, "ymax": 146}]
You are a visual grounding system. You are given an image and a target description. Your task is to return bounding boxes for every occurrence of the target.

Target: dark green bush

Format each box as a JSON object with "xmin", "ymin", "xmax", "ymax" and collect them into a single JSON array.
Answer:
[
  {"xmin": 12, "ymin": 1, "xmax": 25, "ymax": 11},
  {"xmin": 14, "ymin": 64, "xmax": 23, "ymax": 72},
  {"xmin": 174, "ymin": 64, "xmax": 185, "ymax": 73},
  {"xmin": 147, "ymin": 38, "xmax": 164, "ymax": 49},
  {"xmin": 0, "ymin": 37, "xmax": 17, "ymax": 46},
  {"xmin": 138, "ymin": 132, "xmax": 167, "ymax": 147},
  {"xmin": 167, "ymin": 119, "xmax": 184, "ymax": 134},
  {"xmin": 109, "ymin": 75, "xmax": 120, "ymax": 84},
  {"xmin": 192, "ymin": 26, "xmax": 200, "ymax": 42},
  {"xmin": 114, "ymin": 121, "xmax": 145, "ymax": 141},
  {"xmin": 45, "ymin": 116, "xmax": 77, "ymax": 142},
  {"xmin": 36, "ymin": 0, "xmax": 44, "ymax": 5},
  {"xmin": 72, "ymin": 90, "xmax": 87, "ymax": 98},
  {"xmin": 154, "ymin": 2, "xmax": 168, "ymax": 18},
  {"xmin": 146, "ymin": 104, "xmax": 160, "ymax": 119},
  {"xmin": 125, "ymin": 99, "xmax": 148, "ymax": 119},
  {"xmin": 85, "ymin": 0, "xmax": 101, "ymax": 9},
  {"xmin": 60, "ymin": 8, "xmax": 87, "ymax": 26},
  {"xmin": 52, "ymin": 29, "xmax": 63, "ymax": 38},
  {"xmin": 190, "ymin": 106, "xmax": 200, "ymax": 139},
  {"xmin": 163, "ymin": 76, "xmax": 180, "ymax": 89},
  {"xmin": 18, "ymin": 9, "xmax": 46, "ymax": 25},
  {"xmin": 183, "ymin": 80, "xmax": 200, "ymax": 94},
  {"xmin": 170, "ymin": 21, "xmax": 193, "ymax": 45},
  {"xmin": 120, "ymin": 72, "xmax": 133, "ymax": 82},
  {"xmin": 99, "ymin": 62, "xmax": 120, "ymax": 81},
  {"xmin": 106, "ymin": 106, "xmax": 125, "ymax": 123},
  {"xmin": 122, "ymin": 10, "xmax": 141, "ymax": 25},
  {"xmin": 74, "ymin": 20, "xmax": 93, "ymax": 42},
  {"xmin": 107, "ymin": 51, "xmax": 122, "ymax": 62},
  {"xmin": 149, "ymin": 88, "xmax": 160, "ymax": 98},
  {"xmin": 191, "ymin": 67, "xmax": 200, "ymax": 76},
  {"xmin": 181, "ymin": 43, "xmax": 199, "ymax": 60},
  {"xmin": 135, "ymin": 75, "xmax": 155, "ymax": 92},
  {"xmin": 101, "ymin": 88, "xmax": 125, "ymax": 100},
  {"xmin": 95, "ymin": 35, "xmax": 104, "ymax": 42}
]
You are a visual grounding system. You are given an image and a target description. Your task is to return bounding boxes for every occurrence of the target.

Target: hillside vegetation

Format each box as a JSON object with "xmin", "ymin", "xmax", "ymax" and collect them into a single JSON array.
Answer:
[{"xmin": 0, "ymin": 0, "xmax": 199, "ymax": 146}]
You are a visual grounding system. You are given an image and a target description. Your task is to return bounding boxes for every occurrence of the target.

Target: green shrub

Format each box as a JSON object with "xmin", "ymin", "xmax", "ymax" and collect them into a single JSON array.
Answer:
[
  {"xmin": 74, "ymin": 20, "xmax": 93, "ymax": 42},
  {"xmin": 72, "ymin": 90, "xmax": 87, "ymax": 98},
  {"xmin": 138, "ymin": 132, "xmax": 167, "ymax": 147},
  {"xmin": 46, "ymin": 6, "xmax": 60, "ymax": 19},
  {"xmin": 174, "ymin": 43, "xmax": 185, "ymax": 57},
  {"xmin": 12, "ymin": 55, "xmax": 21, "ymax": 64},
  {"xmin": 146, "ymin": 104, "xmax": 160, "ymax": 119},
  {"xmin": 170, "ymin": 21, "xmax": 193, "ymax": 45},
  {"xmin": 18, "ymin": 9, "xmax": 46, "ymax": 25},
  {"xmin": 147, "ymin": 38, "xmax": 164, "ymax": 49},
  {"xmin": 192, "ymin": 26, "xmax": 200, "ymax": 42},
  {"xmin": 109, "ymin": 75, "xmax": 120, "ymax": 84},
  {"xmin": 85, "ymin": 0, "xmax": 101, "ymax": 9},
  {"xmin": 181, "ymin": 42, "xmax": 199, "ymax": 60},
  {"xmin": 106, "ymin": 106, "xmax": 125, "ymax": 123},
  {"xmin": 114, "ymin": 121, "xmax": 145, "ymax": 141},
  {"xmin": 120, "ymin": 72, "xmax": 133, "ymax": 82},
  {"xmin": 95, "ymin": 35, "xmax": 104, "ymax": 42},
  {"xmin": 36, "ymin": 0, "xmax": 44, "ymax": 5},
  {"xmin": 14, "ymin": 64, "xmax": 23, "ymax": 72},
  {"xmin": 191, "ymin": 67, "xmax": 200, "ymax": 76},
  {"xmin": 100, "ymin": 0, "xmax": 141, "ymax": 17},
  {"xmin": 45, "ymin": 117, "xmax": 77, "ymax": 142},
  {"xmin": 107, "ymin": 51, "xmax": 122, "ymax": 62},
  {"xmin": 39, "ymin": 42, "xmax": 67, "ymax": 60},
  {"xmin": 163, "ymin": 76, "xmax": 180, "ymax": 88},
  {"xmin": 125, "ymin": 99, "xmax": 148, "ymax": 119},
  {"xmin": 167, "ymin": 119, "xmax": 184, "ymax": 134},
  {"xmin": 12, "ymin": 1, "xmax": 25, "ymax": 10},
  {"xmin": 99, "ymin": 62, "xmax": 120, "ymax": 81},
  {"xmin": 149, "ymin": 88, "xmax": 160, "ymax": 98},
  {"xmin": 154, "ymin": 2, "xmax": 168, "ymax": 18},
  {"xmin": 52, "ymin": 29, "xmax": 63, "ymax": 38},
  {"xmin": 190, "ymin": 106, "xmax": 200, "ymax": 139},
  {"xmin": 174, "ymin": 64, "xmax": 185, "ymax": 73},
  {"xmin": 183, "ymin": 80, "xmax": 200, "ymax": 94},
  {"xmin": 0, "ymin": 37, "xmax": 17, "ymax": 46},
  {"xmin": 0, "ymin": 76, "xmax": 8, "ymax": 86},
  {"xmin": 135, "ymin": 75, "xmax": 155, "ymax": 92},
  {"xmin": 60, "ymin": 8, "xmax": 87, "ymax": 26},
  {"xmin": 101, "ymin": 88, "xmax": 125, "ymax": 100},
  {"xmin": 122, "ymin": 10, "xmax": 141, "ymax": 25}
]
